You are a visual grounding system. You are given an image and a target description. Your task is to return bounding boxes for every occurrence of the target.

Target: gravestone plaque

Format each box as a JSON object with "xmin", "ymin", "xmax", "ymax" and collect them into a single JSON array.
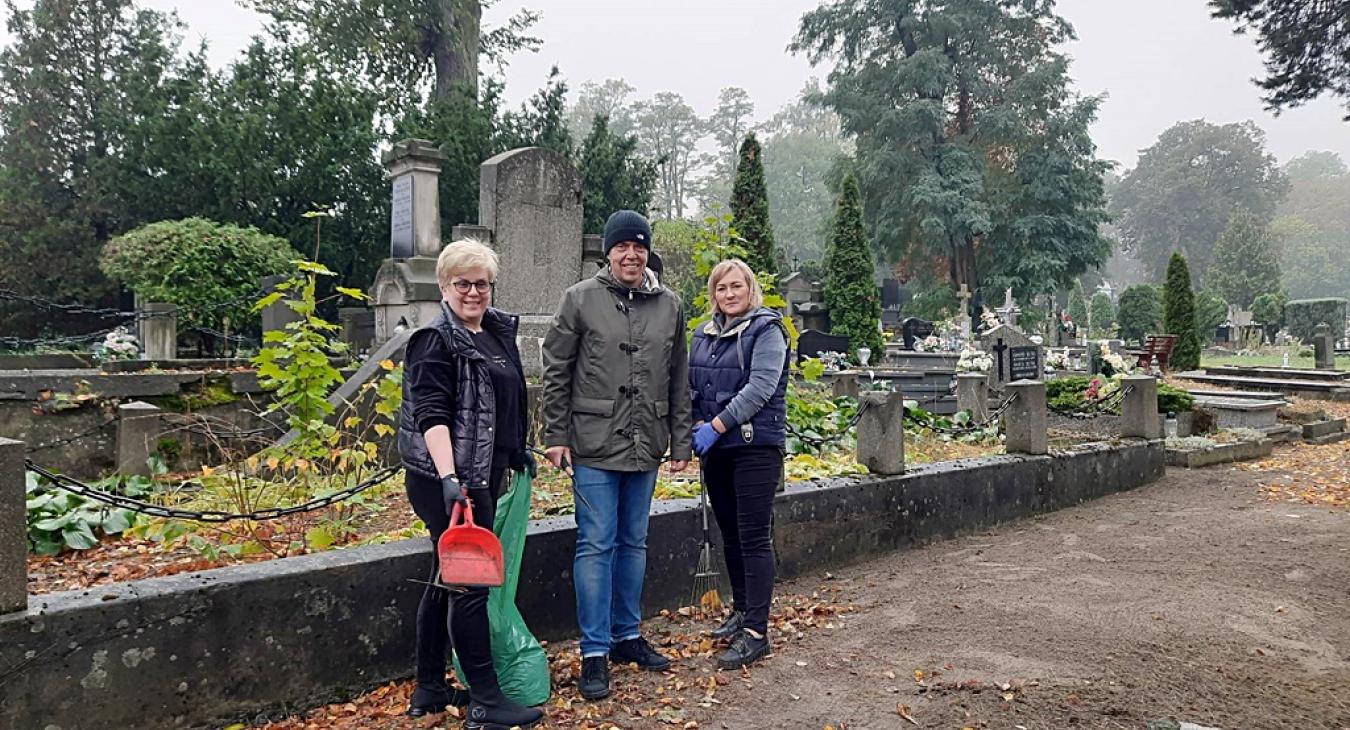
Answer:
[
  {"xmin": 797, "ymin": 329, "xmax": 851, "ymax": 364},
  {"xmin": 978, "ymin": 324, "xmax": 1044, "ymax": 389},
  {"xmin": 1009, "ymin": 346, "xmax": 1040, "ymax": 381},
  {"xmin": 389, "ymin": 175, "xmax": 414, "ymax": 257}
]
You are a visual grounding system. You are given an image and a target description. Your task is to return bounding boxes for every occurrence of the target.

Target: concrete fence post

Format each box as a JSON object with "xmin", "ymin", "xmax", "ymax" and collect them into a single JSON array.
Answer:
[
  {"xmin": 1121, "ymin": 374, "xmax": 1162, "ymax": 439},
  {"xmin": 831, "ymin": 371, "xmax": 859, "ymax": 399},
  {"xmin": 117, "ymin": 401, "xmax": 162, "ymax": 476},
  {"xmin": 0, "ymin": 437, "xmax": 25, "ymax": 614},
  {"xmin": 956, "ymin": 373, "xmax": 989, "ymax": 423},
  {"xmin": 856, "ymin": 390, "xmax": 905, "ymax": 475},
  {"xmin": 1005, "ymin": 380, "xmax": 1048, "ymax": 455},
  {"xmin": 140, "ymin": 302, "xmax": 177, "ymax": 361}
]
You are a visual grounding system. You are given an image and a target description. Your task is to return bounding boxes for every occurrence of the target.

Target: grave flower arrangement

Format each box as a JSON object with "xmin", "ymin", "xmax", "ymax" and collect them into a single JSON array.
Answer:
[
  {"xmin": 1098, "ymin": 341, "xmax": 1132, "ymax": 376},
  {"xmin": 818, "ymin": 350, "xmax": 850, "ymax": 372},
  {"xmin": 980, "ymin": 309, "xmax": 1001, "ymax": 332},
  {"xmin": 1045, "ymin": 348, "xmax": 1072, "ymax": 371},
  {"xmin": 94, "ymin": 327, "xmax": 140, "ymax": 363},
  {"xmin": 913, "ymin": 334, "xmax": 942, "ymax": 352},
  {"xmin": 956, "ymin": 346, "xmax": 993, "ymax": 373}
]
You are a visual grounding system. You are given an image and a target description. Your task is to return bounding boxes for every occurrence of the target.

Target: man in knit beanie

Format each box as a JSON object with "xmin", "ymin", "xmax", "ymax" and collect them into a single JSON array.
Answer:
[{"xmin": 541, "ymin": 210, "xmax": 693, "ymax": 700}]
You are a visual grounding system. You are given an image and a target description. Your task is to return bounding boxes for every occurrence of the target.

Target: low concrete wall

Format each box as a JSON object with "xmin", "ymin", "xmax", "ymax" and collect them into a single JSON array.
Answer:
[{"xmin": 0, "ymin": 439, "xmax": 1164, "ymax": 730}]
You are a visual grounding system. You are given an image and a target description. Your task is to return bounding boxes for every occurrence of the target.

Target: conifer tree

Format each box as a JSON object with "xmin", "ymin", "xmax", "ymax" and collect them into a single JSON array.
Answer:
[
  {"xmin": 729, "ymin": 132, "xmax": 778, "ymax": 276},
  {"xmin": 824, "ymin": 174, "xmax": 882, "ymax": 359},
  {"xmin": 1163, "ymin": 252, "xmax": 1202, "ymax": 370},
  {"xmin": 1205, "ymin": 211, "xmax": 1281, "ymax": 308}
]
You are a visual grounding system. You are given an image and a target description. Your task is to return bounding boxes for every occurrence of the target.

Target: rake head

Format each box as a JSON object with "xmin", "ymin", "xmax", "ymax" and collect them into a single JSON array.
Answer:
[{"xmin": 690, "ymin": 543, "xmax": 722, "ymax": 615}]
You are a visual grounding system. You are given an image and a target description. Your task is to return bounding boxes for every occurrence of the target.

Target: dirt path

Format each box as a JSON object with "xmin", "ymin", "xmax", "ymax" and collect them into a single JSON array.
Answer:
[
  {"xmin": 687, "ymin": 460, "xmax": 1350, "ymax": 730},
  {"xmin": 257, "ymin": 447, "xmax": 1350, "ymax": 730}
]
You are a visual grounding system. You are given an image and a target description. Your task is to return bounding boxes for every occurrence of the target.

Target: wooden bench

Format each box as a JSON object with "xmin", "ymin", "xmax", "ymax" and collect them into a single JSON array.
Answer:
[{"xmin": 1129, "ymin": 334, "xmax": 1178, "ymax": 371}]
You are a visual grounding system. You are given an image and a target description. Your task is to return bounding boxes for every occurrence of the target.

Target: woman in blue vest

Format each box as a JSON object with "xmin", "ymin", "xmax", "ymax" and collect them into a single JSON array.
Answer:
[{"xmin": 689, "ymin": 258, "xmax": 790, "ymax": 669}]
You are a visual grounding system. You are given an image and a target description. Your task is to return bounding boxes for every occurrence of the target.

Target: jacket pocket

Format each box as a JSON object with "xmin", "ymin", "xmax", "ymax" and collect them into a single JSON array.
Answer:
[
  {"xmin": 571, "ymin": 397, "xmax": 621, "ymax": 460},
  {"xmin": 648, "ymin": 400, "xmax": 671, "ymax": 462}
]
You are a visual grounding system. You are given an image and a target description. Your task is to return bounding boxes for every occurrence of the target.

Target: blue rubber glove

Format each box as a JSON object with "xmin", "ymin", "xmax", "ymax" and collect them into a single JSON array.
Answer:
[{"xmin": 693, "ymin": 422, "xmax": 721, "ymax": 456}]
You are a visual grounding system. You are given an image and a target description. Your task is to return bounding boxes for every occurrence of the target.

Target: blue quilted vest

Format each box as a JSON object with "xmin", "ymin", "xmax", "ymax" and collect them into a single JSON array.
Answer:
[{"xmin": 689, "ymin": 308, "xmax": 789, "ymax": 451}]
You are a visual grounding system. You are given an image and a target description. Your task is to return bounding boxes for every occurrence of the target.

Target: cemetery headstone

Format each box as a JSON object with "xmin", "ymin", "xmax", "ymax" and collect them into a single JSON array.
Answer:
[
  {"xmin": 1314, "ymin": 324, "xmax": 1335, "ymax": 370},
  {"xmin": 900, "ymin": 317, "xmax": 935, "ymax": 350},
  {"xmin": 797, "ymin": 302, "xmax": 830, "ymax": 333},
  {"xmin": 797, "ymin": 329, "xmax": 851, "ymax": 365},
  {"xmin": 470, "ymin": 148, "xmax": 583, "ymax": 322},
  {"xmin": 978, "ymin": 324, "xmax": 1044, "ymax": 389}
]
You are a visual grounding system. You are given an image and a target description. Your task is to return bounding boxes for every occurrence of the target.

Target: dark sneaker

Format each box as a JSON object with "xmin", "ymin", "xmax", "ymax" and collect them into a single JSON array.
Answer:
[
  {"xmin": 578, "ymin": 655, "xmax": 611, "ymax": 700},
  {"xmin": 464, "ymin": 697, "xmax": 544, "ymax": 729},
  {"xmin": 711, "ymin": 610, "xmax": 744, "ymax": 640},
  {"xmin": 717, "ymin": 630, "xmax": 770, "ymax": 670},
  {"xmin": 610, "ymin": 636, "xmax": 672, "ymax": 671}
]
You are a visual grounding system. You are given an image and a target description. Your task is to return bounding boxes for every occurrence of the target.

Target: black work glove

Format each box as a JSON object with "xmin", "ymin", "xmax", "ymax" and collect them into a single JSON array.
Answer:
[{"xmin": 440, "ymin": 474, "xmax": 467, "ymax": 515}]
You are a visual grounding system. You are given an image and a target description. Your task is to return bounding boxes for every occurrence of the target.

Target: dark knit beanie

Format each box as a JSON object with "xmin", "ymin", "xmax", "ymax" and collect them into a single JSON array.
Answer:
[{"xmin": 602, "ymin": 210, "xmax": 653, "ymax": 255}]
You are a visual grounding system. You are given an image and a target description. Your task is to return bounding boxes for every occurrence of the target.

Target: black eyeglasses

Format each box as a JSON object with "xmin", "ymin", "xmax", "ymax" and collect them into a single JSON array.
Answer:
[{"xmin": 450, "ymin": 279, "xmax": 493, "ymax": 294}]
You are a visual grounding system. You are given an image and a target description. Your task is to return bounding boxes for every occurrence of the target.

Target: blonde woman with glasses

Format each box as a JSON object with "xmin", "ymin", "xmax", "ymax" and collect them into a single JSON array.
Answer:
[{"xmin": 396, "ymin": 239, "xmax": 544, "ymax": 728}]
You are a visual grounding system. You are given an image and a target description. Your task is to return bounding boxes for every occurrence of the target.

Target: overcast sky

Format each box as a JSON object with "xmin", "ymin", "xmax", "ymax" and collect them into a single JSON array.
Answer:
[{"xmin": 4, "ymin": 0, "xmax": 1347, "ymax": 168}]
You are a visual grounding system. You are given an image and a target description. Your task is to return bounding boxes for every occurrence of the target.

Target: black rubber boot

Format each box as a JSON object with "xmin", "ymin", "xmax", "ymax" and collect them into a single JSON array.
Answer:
[
  {"xmin": 711, "ymin": 611, "xmax": 744, "ymax": 640},
  {"xmin": 717, "ymin": 629, "xmax": 770, "ymax": 670},
  {"xmin": 407, "ymin": 683, "xmax": 449, "ymax": 717},
  {"xmin": 610, "ymin": 636, "xmax": 671, "ymax": 671},
  {"xmin": 578, "ymin": 655, "xmax": 611, "ymax": 700}
]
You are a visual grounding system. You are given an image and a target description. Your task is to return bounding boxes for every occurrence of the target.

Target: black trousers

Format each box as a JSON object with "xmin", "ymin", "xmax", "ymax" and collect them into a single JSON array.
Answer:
[
  {"xmin": 702, "ymin": 445, "xmax": 782, "ymax": 635},
  {"xmin": 405, "ymin": 458, "xmax": 507, "ymax": 699}
]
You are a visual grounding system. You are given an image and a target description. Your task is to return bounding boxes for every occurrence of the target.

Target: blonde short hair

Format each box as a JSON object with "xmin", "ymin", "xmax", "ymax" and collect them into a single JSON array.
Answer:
[
  {"xmin": 436, "ymin": 239, "xmax": 499, "ymax": 289},
  {"xmin": 706, "ymin": 259, "xmax": 763, "ymax": 316}
]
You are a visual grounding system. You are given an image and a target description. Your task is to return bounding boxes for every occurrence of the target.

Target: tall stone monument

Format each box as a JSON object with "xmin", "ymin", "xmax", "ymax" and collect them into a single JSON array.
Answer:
[
  {"xmin": 453, "ymin": 148, "xmax": 594, "ymax": 375},
  {"xmin": 371, "ymin": 139, "xmax": 448, "ymax": 346}
]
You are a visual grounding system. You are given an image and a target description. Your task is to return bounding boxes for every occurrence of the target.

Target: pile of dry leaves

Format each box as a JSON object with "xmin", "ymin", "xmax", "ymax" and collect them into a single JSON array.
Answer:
[
  {"xmin": 1242, "ymin": 440, "xmax": 1350, "ymax": 508},
  {"xmin": 250, "ymin": 587, "xmax": 855, "ymax": 730}
]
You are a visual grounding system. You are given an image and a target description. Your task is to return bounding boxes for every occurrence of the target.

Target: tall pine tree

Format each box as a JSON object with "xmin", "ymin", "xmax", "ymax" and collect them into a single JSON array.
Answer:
[
  {"xmin": 729, "ymin": 132, "xmax": 778, "ymax": 276},
  {"xmin": 576, "ymin": 114, "xmax": 656, "ymax": 234},
  {"xmin": 1163, "ymin": 253, "xmax": 1202, "ymax": 371},
  {"xmin": 824, "ymin": 174, "xmax": 882, "ymax": 359},
  {"xmin": 793, "ymin": 0, "xmax": 1110, "ymax": 302}
]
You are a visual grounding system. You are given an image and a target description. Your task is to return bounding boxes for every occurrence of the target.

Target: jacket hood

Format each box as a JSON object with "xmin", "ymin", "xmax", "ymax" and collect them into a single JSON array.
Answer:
[
  {"xmin": 596, "ymin": 265, "xmax": 663, "ymax": 296},
  {"xmin": 703, "ymin": 306, "xmax": 782, "ymax": 338}
]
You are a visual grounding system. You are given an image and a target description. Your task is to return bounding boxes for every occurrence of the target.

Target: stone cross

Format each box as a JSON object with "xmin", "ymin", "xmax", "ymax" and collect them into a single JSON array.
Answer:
[
  {"xmin": 990, "ymin": 337, "xmax": 1008, "ymax": 381},
  {"xmin": 957, "ymin": 283, "xmax": 972, "ymax": 338}
]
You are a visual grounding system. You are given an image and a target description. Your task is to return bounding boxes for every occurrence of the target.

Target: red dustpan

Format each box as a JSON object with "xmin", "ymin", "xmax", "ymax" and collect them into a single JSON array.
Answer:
[{"xmin": 437, "ymin": 498, "xmax": 505, "ymax": 588}]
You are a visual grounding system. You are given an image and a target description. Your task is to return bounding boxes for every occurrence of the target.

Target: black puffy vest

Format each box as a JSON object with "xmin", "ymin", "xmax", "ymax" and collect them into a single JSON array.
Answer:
[{"xmin": 397, "ymin": 304, "xmax": 526, "ymax": 486}]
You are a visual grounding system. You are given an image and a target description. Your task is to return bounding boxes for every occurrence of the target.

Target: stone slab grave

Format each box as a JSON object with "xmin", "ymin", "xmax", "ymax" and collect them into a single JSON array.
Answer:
[
  {"xmin": 1191, "ymin": 394, "xmax": 1285, "ymax": 429},
  {"xmin": 978, "ymin": 324, "xmax": 1044, "ymax": 389},
  {"xmin": 1203, "ymin": 365, "xmax": 1349, "ymax": 382},
  {"xmin": 1302, "ymin": 418, "xmax": 1349, "ymax": 444},
  {"xmin": 1177, "ymin": 372, "xmax": 1350, "ymax": 401}
]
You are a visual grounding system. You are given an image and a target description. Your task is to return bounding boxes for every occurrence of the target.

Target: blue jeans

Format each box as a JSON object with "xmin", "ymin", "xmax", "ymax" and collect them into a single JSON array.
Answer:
[{"xmin": 572, "ymin": 464, "xmax": 658, "ymax": 657}]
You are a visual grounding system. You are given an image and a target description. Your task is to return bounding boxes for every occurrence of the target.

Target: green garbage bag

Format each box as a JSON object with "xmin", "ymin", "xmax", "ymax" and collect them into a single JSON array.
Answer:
[{"xmin": 453, "ymin": 469, "xmax": 551, "ymax": 705}]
